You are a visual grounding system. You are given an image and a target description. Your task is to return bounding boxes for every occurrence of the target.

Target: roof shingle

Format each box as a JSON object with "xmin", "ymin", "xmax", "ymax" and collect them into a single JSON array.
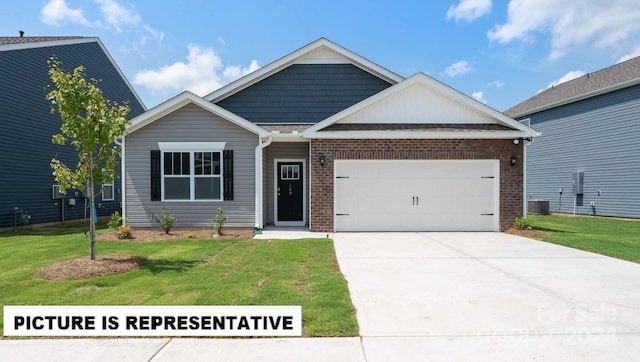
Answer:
[
  {"xmin": 0, "ymin": 36, "xmax": 84, "ymax": 46},
  {"xmin": 505, "ymin": 56, "xmax": 640, "ymax": 117}
]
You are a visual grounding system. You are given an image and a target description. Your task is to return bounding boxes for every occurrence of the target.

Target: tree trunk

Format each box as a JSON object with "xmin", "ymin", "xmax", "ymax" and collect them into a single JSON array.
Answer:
[{"xmin": 89, "ymin": 156, "xmax": 96, "ymax": 260}]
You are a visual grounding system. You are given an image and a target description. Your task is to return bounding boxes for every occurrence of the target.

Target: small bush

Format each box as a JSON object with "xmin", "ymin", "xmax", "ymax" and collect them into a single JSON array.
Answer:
[
  {"xmin": 116, "ymin": 225, "xmax": 134, "ymax": 239},
  {"xmin": 107, "ymin": 211, "xmax": 123, "ymax": 230},
  {"xmin": 146, "ymin": 204, "xmax": 176, "ymax": 234},
  {"xmin": 210, "ymin": 207, "xmax": 228, "ymax": 236},
  {"xmin": 185, "ymin": 231, "xmax": 197, "ymax": 239},
  {"xmin": 513, "ymin": 216, "xmax": 534, "ymax": 230}
]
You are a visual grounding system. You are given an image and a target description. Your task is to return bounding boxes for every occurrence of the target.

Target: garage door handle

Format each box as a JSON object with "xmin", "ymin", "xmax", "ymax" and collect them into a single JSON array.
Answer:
[
  {"xmin": 412, "ymin": 196, "xmax": 415, "ymax": 205},
  {"xmin": 481, "ymin": 213, "xmax": 494, "ymax": 216},
  {"xmin": 416, "ymin": 196, "xmax": 419, "ymax": 206}
]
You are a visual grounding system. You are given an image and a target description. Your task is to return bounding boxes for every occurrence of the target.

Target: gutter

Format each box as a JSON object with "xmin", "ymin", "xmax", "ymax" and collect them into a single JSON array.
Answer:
[{"xmin": 254, "ymin": 135, "xmax": 273, "ymax": 229}]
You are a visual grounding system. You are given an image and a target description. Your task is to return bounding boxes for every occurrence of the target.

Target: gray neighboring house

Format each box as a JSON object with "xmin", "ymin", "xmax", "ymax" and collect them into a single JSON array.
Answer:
[
  {"xmin": 505, "ymin": 56, "xmax": 640, "ymax": 218},
  {"xmin": 124, "ymin": 38, "xmax": 538, "ymax": 232},
  {"xmin": 0, "ymin": 36, "xmax": 146, "ymax": 229}
]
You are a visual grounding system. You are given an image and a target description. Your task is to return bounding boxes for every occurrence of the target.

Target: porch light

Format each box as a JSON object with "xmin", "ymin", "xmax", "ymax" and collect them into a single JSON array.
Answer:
[
  {"xmin": 319, "ymin": 154, "xmax": 326, "ymax": 167},
  {"xmin": 510, "ymin": 155, "xmax": 517, "ymax": 166}
]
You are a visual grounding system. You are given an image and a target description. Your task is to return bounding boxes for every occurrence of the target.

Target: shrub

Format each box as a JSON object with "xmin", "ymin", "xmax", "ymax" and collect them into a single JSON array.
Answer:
[
  {"xmin": 107, "ymin": 211, "xmax": 123, "ymax": 230},
  {"xmin": 146, "ymin": 204, "xmax": 176, "ymax": 234},
  {"xmin": 210, "ymin": 207, "xmax": 228, "ymax": 236},
  {"xmin": 513, "ymin": 216, "xmax": 534, "ymax": 230},
  {"xmin": 116, "ymin": 225, "xmax": 133, "ymax": 239},
  {"xmin": 185, "ymin": 231, "xmax": 197, "ymax": 239}
]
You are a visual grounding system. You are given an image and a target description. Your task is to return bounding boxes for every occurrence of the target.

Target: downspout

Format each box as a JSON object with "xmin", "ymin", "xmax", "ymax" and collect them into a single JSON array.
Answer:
[
  {"xmin": 523, "ymin": 136, "xmax": 535, "ymax": 217},
  {"xmin": 115, "ymin": 137, "xmax": 125, "ymax": 225},
  {"xmin": 255, "ymin": 135, "xmax": 272, "ymax": 229}
]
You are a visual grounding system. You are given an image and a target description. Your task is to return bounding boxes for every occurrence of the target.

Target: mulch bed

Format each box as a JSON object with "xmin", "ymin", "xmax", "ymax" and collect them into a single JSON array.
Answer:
[
  {"xmin": 36, "ymin": 255, "xmax": 147, "ymax": 281},
  {"xmin": 96, "ymin": 227, "xmax": 255, "ymax": 242}
]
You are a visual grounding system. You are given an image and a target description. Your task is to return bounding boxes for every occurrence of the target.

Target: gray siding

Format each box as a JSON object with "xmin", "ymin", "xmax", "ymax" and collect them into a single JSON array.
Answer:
[
  {"xmin": 524, "ymin": 84, "xmax": 640, "ymax": 218},
  {"xmin": 125, "ymin": 104, "xmax": 258, "ymax": 227},
  {"xmin": 215, "ymin": 64, "xmax": 392, "ymax": 124},
  {"xmin": 0, "ymin": 41, "xmax": 145, "ymax": 228},
  {"xmin": 264, "ymin": 142, "xmax": 310, "ymax": 225}
]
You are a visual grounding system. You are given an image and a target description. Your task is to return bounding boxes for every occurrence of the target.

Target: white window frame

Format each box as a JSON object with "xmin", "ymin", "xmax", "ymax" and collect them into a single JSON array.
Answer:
[
  {"xmin": 158, "ymin": 142, "xmax": 226, "ymax": 202},
  {"xmin": 102, "ymin": 182, "xmax": 114, "ymax": 201}
]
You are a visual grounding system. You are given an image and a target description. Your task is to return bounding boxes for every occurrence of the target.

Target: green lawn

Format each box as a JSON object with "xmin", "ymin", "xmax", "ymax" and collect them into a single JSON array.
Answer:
[
  {"xmin": 528, "ymin": 215, "xmax": 640, "ymax": 263},
  {"xmin": 0, "ymin": 222, "xmax": 358, "ymax": 337}
]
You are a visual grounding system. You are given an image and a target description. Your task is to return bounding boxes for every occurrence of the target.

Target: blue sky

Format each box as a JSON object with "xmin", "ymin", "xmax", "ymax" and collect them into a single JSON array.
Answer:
[{"xmin": 2, "ymin": 0, "xmax": 640, "ymax": 111}]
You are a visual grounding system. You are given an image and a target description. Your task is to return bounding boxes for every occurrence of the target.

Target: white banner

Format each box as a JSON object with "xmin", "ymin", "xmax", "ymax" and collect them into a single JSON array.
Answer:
[{"xmin": 4, "ymin": 306, "xmax": 302, "ymax": 337}]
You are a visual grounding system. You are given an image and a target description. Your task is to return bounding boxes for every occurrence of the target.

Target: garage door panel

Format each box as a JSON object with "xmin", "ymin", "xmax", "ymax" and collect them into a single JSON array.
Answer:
[{"xmin": 334, "ymin": 160, "xmax": 499, "ymax": 232}]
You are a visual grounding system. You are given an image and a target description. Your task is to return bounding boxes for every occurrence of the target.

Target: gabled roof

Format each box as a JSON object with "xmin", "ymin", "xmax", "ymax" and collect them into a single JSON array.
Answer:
[
  {"xmin": 505, "ymin": 56, "xmax": 640, "ymax": 118},
  {"xmin": 126, "ymin": 91, "xmax": 269, "ymax": 137},
  {"xmin": 205, "ymin": 37, "xmax": 404, "ymax": 103},
  {"xmin": 303, "ymin": 73, "xmax": 539, "ymax": 139},
  {"xmin": 0, "ymin": 36, "xmax": 146, "ymax": 112}
]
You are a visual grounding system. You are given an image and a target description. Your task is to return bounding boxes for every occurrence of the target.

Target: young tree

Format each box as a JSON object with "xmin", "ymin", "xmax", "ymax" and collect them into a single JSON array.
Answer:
[{"xmin": 47, "ymin": 58, "xmax": 130, "ymax": 260}]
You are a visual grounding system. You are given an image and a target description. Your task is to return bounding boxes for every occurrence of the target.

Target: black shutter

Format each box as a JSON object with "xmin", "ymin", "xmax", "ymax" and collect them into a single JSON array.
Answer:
[
  {"xmin": 150, "ymin": 150, "xmax": 161, "ymax": 201},
  {"xmin": 223, "ymin": 150, "xmax": 233, "ymax": 201}
]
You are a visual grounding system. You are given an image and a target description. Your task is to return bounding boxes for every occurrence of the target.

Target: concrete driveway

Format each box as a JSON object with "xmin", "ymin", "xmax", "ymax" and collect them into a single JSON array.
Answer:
[{"xmin": 333, "ymin": 232, "xmax": 640, "ymax": 361}]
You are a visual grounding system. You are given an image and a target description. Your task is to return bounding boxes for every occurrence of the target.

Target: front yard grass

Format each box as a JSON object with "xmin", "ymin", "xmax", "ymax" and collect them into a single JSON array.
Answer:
[
  {"xmin": 0, "ymin": 222, "xmax": 358, "ymax": 337},
  {"xmin": 527, "ymin": 214, "xmax": 640, "ymax": 263}
]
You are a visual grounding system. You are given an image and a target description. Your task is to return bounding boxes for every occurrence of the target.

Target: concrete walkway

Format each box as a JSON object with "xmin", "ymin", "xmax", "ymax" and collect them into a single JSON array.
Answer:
[{"xmin": 2, "ymin": 232, "xmax": 640, "ymax": 361}]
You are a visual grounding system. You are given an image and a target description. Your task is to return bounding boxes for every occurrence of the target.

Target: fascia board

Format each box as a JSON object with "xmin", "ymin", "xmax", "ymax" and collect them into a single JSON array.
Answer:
[
  {"xmin": 305, "ymin": 130, "xmax": 534, "ymax": 139},
  {"xmin": 204, "ymin": 38, "xmax": 403, "ymax": 103}
]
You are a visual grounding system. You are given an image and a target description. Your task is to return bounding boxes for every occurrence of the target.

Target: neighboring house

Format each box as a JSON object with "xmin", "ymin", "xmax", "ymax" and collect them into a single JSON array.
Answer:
[
  {"xmin": 505, "ymin": 56, "xmax": 640, "ymax": 218},
  {"xmin": 124, "ymin": 38, "xmax": 538, "ymax": 232},
  {"xmin": 0, "ymin": 36, "xmax": 146, "ymax": 229}
]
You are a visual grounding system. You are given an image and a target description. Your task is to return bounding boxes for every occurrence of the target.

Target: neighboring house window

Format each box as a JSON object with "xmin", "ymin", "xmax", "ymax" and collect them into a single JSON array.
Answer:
[
  {"xmin": 102, "ymin": 182, "xmax": 114, "ymax": 201},
  {"xmin": 159, "ymin": 143, "xmax": 226, "ymax": 201}
]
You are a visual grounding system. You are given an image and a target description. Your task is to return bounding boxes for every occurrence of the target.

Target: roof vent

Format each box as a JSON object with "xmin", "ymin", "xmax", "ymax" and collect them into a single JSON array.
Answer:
[{"xmin": 19, "ymin": 30, "xmax": 24, "ymax": 37}]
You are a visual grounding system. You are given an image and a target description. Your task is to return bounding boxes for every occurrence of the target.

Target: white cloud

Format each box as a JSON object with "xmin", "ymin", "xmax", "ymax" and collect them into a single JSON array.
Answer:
[
  {"xmin": 541, "ymin": 70, "xmax": 585, "ymax": 92},
  {"xmin": 218, "ymin": 36, "xmax": 226, "ymax": 46},
  {"xmin": 472, "ymin": 91, "xmax": 487, "ymax": 103},
  {"xmin": 133, "ymin": 44, "xmax": 260, "ymax": 96},
  {"xmin": 41, "ymin": 0, "xmax": 93, "ymax": 27},
  {"xmin": 488, "ymin": 0, "xmax": 640, "ymax": 60},
  {"xmin": 447, "ymin": 0, "xmax": 492, "ymax": 22},
  {"xmin": 40, "ymin": 0, "xmax": 163, "ymax": 43},
  {"xmin": 487, "ymin": 80, "xmax": 505, "ymax": 88},
  {"xmin": 616, "ymin": 48, "xmax": 640, "ymax": 63},
  {"xmin": 444, "ymin": 60, "xmax": 472, "ymax": 77},
  {"xmin": 95, "ymin": 0, "xmax": 139, "ymax": 32}
]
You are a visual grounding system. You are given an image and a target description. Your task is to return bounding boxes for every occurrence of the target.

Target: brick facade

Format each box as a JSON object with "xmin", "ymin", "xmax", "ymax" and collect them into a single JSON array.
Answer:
[{"xmin": 309, "ymin": 138, "xmax": 523, "ymax": 232}]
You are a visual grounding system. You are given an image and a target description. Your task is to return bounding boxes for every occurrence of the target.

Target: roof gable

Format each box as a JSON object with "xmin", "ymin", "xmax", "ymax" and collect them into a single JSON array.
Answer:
[
  {"xmin": 506, "ymin": 56, "xmax": 640, "ymax": 117},
  {"xmin": 205, "ymin": 38, "xmax": 404, "ymax": 103},
  {"xmin": 304, "ymin": 73, "xmax": 539, "ymax": 139},
  {"xmin": 126, "ymin": 91, "xmax": 268, "ymax": 137}
]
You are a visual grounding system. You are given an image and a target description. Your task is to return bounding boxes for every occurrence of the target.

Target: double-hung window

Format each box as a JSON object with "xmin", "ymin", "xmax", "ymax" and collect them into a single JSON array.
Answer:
[{"xmin": 160, "ymin": 143, "xmax": 225, "ymax": 201}]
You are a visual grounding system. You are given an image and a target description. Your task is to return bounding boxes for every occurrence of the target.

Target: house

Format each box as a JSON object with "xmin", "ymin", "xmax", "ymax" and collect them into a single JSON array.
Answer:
[
  {"xmin": 124, "ymin": 38, "xmax": 538, "ymax": 232},
  {"xmin": 505, "ymin": 56, "xmax": 640, "ymax": 218},
  {"xmin": 0, "ymin": 36, "xmax": 146, "ymax": 229}
]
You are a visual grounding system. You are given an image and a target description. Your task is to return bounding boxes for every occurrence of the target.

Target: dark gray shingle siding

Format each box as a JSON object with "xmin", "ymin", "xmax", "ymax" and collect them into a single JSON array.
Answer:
[
  {"xmin": 215, "ymin": 64, "xmax": 392, "ymax": 124},
  {"xmin": 524, "ymin": 84, "xmax": 640, "ymax": 218},
  {"xmin": 0, "ymin": 41, "xmax": 144, "ymax": 227}
]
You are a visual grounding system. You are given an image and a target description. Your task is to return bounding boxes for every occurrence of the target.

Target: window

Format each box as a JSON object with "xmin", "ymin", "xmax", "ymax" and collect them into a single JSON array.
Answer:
[
  {"xmin": 102, "ymin": 182, "xmax": 114, "ymax": 201},
  {"xmin": 281, "ymin": 165, "xmax": 300, "ymax": 180},
  {"xmin": 162, "ymin": 150, "xmax": 222, "ymax": 201}
]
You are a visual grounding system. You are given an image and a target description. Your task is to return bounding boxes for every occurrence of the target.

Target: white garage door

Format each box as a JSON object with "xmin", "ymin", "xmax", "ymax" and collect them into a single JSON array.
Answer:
[{"xmin": 334, "ymin": 160, "xmax": 499, "ymax": 232}]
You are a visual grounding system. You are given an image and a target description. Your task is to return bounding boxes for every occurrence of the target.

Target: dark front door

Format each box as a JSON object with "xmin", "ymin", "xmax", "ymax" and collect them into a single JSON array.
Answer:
[{"xmin": 277, "ymin": 162, "xmax": 304, "ymax": 222}]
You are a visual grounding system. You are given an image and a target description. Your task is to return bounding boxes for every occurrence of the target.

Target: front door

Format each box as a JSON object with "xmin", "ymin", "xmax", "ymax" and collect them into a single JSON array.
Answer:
[{"xmin": 277, "ymin": 162, "xmax": 304, "ymax": 223}]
